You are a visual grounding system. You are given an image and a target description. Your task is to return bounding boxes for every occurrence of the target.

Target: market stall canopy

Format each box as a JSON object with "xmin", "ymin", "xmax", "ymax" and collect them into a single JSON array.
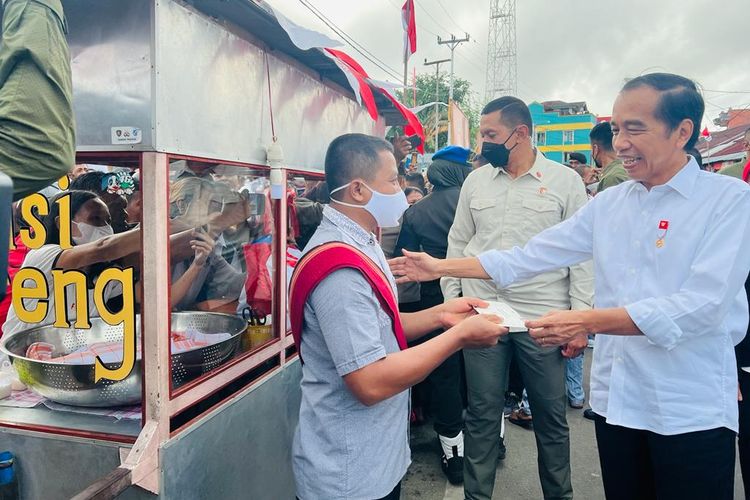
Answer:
[
  {"xmin": 182, "ymin": 0, "xmax": 415, "ymax": 127},
  {"xmin": 39, "ymin": 0, "xmax": 424, "ymax": 170}
]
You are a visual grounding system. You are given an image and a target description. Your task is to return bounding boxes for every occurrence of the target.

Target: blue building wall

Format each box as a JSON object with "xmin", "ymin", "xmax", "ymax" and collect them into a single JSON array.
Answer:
[{"xmin": 528, "ymin": 102, "xmax": 598, "ymax": 165}]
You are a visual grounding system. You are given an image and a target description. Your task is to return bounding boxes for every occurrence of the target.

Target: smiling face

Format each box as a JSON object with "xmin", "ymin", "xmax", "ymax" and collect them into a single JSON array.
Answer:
[{"xmin": 611, "ymin": 86, "xmax": 694, "ymax": 189}]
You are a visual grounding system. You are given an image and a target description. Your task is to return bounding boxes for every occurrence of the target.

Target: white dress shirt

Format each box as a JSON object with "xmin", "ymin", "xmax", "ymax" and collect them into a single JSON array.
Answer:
[{"xmin": 478, "ymin": 158, "xmax": 750, "ymax": 434}]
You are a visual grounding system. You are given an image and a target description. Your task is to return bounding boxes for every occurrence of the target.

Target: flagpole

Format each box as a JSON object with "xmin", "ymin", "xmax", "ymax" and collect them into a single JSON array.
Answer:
[{"xmin": 403, "ymin": 58, "xmax": 408, "ymax": 103}]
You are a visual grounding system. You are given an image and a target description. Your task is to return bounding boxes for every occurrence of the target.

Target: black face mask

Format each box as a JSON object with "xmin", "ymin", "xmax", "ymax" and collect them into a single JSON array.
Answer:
[{"xmin": 481, "ymin": 129, "xmax": 518, "ymax": 168}]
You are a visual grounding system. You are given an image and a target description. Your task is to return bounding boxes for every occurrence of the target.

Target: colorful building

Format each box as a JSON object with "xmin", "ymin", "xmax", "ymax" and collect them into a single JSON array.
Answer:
[{"xmin": 528, "ymin": 100, "xmax": 598, "ymax": 164}]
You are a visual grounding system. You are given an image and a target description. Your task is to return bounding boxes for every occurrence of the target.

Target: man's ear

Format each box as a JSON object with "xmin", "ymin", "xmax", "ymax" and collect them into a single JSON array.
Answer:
[
  {"xmin": 55, "ymin": 215, "xmax": 60, "ymax": 230},
  {"xmin": 675, "ymin": 118, "xmax": 694, "ymax": 149},
  {"xmin": 516, "ymin": 124, "xmax": 531, "ymax": 141},
  {"xmin": 349, "ymin": 180, "xmax": 369, "ymax": 203}
]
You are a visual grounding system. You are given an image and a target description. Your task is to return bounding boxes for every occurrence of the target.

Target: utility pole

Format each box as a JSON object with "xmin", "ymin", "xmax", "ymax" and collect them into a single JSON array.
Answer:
[
  {"xmin": 438, "ymin": 33, "xmax": 470, "ymax": 143},
  {"xmin": 424, "ymin": 57, "xmax": 450, "ymax": 152}
]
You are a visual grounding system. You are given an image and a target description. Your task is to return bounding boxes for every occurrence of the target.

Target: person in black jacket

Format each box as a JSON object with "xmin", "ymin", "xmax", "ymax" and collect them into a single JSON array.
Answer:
[{"xmin": 395, "ymin": 146, "xmax": 478, "ymax": 484}]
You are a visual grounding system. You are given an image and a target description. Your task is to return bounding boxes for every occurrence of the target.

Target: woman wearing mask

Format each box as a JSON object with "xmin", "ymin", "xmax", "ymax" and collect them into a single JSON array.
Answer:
[{"xmin": 3, "ymin": 190, "xmax": 214, "ymax": 336}]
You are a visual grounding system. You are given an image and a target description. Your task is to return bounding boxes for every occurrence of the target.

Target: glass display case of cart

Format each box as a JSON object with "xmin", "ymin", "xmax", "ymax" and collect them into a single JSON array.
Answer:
[
  {"xmin": 166, "ymin": 158, "xmax": 278, "ymax": 392},
  {"xmin": 0, "ymin": 155, "xmax": 146, "ymax": 442}
]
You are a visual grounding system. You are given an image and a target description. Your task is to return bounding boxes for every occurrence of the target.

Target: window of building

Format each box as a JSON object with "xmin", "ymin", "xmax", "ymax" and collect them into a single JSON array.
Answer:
[
  {"xmin": 563, "ymin": 130, "xmax": 575, "ymax": 144},
  {"xmin": 536, "ymin": 131, "xmax": 546, "ymax": 146}
]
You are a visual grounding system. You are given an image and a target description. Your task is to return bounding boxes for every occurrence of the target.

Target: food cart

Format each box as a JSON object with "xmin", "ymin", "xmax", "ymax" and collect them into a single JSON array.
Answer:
[{"xmin": 0, "ymin": 1, "xmax": 415, "ymax": 498}]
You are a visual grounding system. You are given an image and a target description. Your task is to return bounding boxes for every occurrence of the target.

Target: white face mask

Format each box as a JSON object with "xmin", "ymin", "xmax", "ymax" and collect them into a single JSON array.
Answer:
[
  {"xmin": 72, "ymin": 221, "xmax": 114, "ymax": 245},
  {"xmin": 329, "ymin": 181, "xmax": 409, "ymax": 228}
]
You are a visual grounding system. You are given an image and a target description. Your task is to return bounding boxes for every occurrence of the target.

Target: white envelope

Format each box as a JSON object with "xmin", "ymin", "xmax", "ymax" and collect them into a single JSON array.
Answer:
[{"xmin": 473, "ymin": 301, "xmax": 527, "ymax": 331}]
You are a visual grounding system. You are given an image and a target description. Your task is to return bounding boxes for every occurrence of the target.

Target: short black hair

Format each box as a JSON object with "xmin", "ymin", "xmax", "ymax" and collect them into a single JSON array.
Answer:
[
  {"xmin": 481, "ymin": 96, "xmax": 533, "ymax": 131},
  {"xmin": 568, "ymin": 152, "xmax": 587, "ymax": 164},
  {"xmin": 325, "ymin": 134, "xmax": 394, "ymax": 196},
  {"xmin": 589, "ymin": 122, "xmax": 614, "ymax": 152},
  {"xmin": 404, "ymin": 172, "xmax": 425, "ymax": 190},
  {"xmin": 404, "ymin": 186, "xmax": 424, "ymax": 198},
  {"xmin": 70, "ymin": 171, "xmax": 109, "ymax": 195},
  {"xmin": 621, "ymin": 73, "xmax": 704, "ymax": 150}
]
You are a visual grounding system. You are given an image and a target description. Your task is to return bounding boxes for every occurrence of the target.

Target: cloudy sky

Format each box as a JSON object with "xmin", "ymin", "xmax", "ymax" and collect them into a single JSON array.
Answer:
[{"xmin": 272, "ymin": 0, "xmax": 750, "ymax": 130}]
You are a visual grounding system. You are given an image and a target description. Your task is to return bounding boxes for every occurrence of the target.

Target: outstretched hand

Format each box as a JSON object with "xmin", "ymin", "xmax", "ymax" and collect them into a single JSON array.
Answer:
[
  {"xmin": 455, "ymin": 314, "xmax": 509, "ymax": 349},
  {"xmin": 438, "ymin": 297, "xmax": 489, "ymax": 329},
  {"xmin": 389, "ymin": 249, "xmax": 443, "ymax": 284},
  {"xmin": 526, "ymin": 310, "xmax": 591, "ymax": 349}
]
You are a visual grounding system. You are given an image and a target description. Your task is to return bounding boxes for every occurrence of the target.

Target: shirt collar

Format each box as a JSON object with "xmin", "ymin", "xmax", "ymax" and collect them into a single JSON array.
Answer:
[
  {"xmin": 322, "ymin": 205, "xmax": 377, "ymax": 246},
  {"xmin": 654, "ymin": 156, "xmax": 700, "ymax": 198},
  {"xmin": 628, "ymin": 156, "xmax": 700, "ymax": 198}
]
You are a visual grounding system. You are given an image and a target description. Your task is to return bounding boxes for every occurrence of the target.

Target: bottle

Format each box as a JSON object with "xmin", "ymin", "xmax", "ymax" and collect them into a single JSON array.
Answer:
[{"xmin": 0, "ymin": 451, "xmax": 19, "ymax": 500}]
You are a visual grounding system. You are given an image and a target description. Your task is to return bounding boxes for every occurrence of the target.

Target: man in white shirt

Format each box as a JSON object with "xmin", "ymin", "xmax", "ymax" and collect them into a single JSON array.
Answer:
[{"xmin": 391, "ymin": 72, "xmax": 750, "ymax": 500}]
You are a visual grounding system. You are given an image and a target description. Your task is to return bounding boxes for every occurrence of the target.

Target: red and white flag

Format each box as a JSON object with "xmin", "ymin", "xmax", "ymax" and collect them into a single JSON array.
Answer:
[
  {"xmin": 401, "ymin": 0, "xmax": 417, "ymax": 62},
  {"xmin": 701, "ymin": 126, "xmax": 712, "ymax": 142}
]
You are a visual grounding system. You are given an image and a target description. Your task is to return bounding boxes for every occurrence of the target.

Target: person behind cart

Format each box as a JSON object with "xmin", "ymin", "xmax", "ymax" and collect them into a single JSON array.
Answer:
[
  {"xmin": 2, "ymin": 190, "xmax": 214, "ymax": 336},
  {"xmin": 69, "ymin": 171, "xmax": 134, "ymax": 234},
  {"xmin": 168, "ymin": 176, "xmax": 246, "ymax": 312},
  {"xmin": 289, "ymin": 133, "xmax": 508, "ymax": 500}
]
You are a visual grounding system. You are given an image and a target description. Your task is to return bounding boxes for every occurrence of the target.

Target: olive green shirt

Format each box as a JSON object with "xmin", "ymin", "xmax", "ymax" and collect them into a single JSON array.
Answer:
[
  {"xmin": 442, "ymin": 152, "xmax": 594, "ymax": 319},
  {"xmin": 597, "ymin": 159, "xmax": 629, "ymax": 193},
  {"xmin": 718, "ymin": 160, "xmax": 746, "ymax": 180},
  {"xmin": 0, "ymin": 0, "xmax": 75, "ymax": 200}
]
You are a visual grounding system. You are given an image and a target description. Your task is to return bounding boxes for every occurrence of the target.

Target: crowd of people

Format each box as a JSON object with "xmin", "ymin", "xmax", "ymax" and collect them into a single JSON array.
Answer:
[
  {"xmin": 1, "ymin": 4, "xmax": 750, "ymax": 499},
  {"xmin": 292, "ymin": 73, "xmax": 750, "ymax": 500}
]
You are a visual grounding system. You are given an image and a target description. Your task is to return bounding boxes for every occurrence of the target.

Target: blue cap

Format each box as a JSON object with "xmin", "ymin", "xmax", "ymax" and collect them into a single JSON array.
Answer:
[{"xmin": 432, "ymin": 146, "xmax": 472, "ymax": 165}]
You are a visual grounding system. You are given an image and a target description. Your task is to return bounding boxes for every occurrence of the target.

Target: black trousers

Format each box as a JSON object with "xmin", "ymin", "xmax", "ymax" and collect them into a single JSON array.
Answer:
[
  {"xmin": 378, "ymin": 481, "xmax": 401, "ymax": 500},
  {"xmin": 739, "ymin": 369, "xmax": 750, "ymax": 497},
  {"xmin": 594, "ymin": 416, "xmax": 735, "ymax": 500}
]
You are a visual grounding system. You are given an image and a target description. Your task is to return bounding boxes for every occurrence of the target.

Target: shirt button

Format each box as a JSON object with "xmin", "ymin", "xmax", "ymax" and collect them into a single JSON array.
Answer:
[
  {"xmin": 634, "ymin": 240, "xmax": 641, "ymax": 247},
  {"xmin": 641, "ymin": 211, "xmax": 647, "ymax": 216},
  {"xmin": 629, "ymin": 268, "xmax": 636, "ymax": 275}
]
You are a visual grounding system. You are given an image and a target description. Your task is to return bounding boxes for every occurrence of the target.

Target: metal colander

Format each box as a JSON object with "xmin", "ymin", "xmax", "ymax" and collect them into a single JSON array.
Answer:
[{"xmin": 0, "ymin": 312, "xmax": 246, "ymax": 407}]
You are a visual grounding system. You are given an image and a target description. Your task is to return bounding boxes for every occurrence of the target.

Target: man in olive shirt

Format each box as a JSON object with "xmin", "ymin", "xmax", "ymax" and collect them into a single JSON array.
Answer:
[
  {"xmin": 0, "ymin": 0, "xmax": 76, "ymax": 200},
  {"xmin": 590, "ymin": 121, "xmax": 629, "ymax": 193},
  {"xmin": 719, "ymin": 127, "xmax": 750, "ymax": 181},
  {"xmin": 443, "ymin": 97, "xmax": 593, "ymax": 500}
]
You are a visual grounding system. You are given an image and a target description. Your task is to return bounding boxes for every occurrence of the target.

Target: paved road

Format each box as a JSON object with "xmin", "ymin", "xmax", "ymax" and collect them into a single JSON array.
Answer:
[{"xmin": 402, "ymin": 351, "xmax": 745, "ymax": 499}]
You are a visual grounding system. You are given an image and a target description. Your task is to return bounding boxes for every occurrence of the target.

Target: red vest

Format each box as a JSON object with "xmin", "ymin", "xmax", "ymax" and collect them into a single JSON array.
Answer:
[{"xmin": 289, "ymin": 242, "xmax": 407, "ymax": 363}]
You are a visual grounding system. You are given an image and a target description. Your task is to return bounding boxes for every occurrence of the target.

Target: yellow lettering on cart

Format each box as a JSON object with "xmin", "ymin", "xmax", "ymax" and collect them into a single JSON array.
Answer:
[
  {"xmin": 51, "ymin": 269, "xmax": 91, "ymax": 329},
  {"xmin": 19, "ymin": 194, "xmax": 49, "ymax": 249},
  {"xmin": 56, "ymin": 192, "xmax": 73, "ymax": 249},
  {"xmin": 11, "ymin": 268, "xmax": 49, "ymax": 324},
  {"xmin": 57, "ymin": 174, "xmax": 70, "ymax": 191},
  {"xmin": 93, "ymin": 267, "xmax": 136, "ymax": 382}
]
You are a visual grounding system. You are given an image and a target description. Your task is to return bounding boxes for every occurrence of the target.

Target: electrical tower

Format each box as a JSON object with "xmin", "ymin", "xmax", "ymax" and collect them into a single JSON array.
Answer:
[{"xmin": 484, "ymin": 0, "xmax": 517, "ymax": 102}]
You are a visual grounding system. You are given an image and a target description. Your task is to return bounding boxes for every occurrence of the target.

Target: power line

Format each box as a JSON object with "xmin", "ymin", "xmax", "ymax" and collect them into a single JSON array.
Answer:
[
  {"xmin": 435, "ymin": 0, "xmax": 470, "ymax": 34},
  {"xmin": 298, "ymin": 0, "xmax": 403, "ymax": 81},
  {"xmin": 703, "ymin": 89, "xmax": 750, "ymax": 95},
  {"xmin": 413, "ymin": 0, "xmax": 453, "ymax": 34}
]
